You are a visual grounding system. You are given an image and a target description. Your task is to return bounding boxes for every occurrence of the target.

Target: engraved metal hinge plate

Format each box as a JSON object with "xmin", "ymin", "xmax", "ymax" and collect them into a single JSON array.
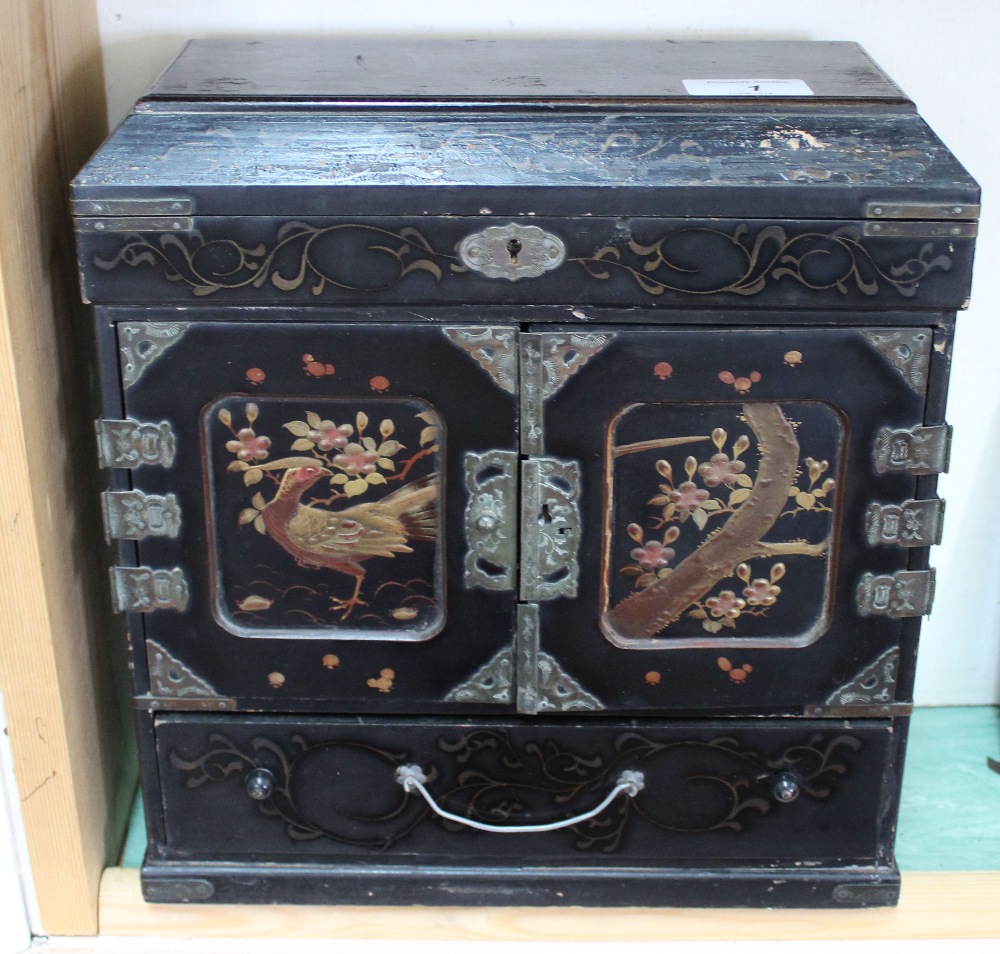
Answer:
[
  {"xmin": 72, "ymin": 196, "xmax": 194, "ymax": 217},
  {"xmin": 101, "ymin": 490, "xmax": 181, "ymax": 541},
  {"xmin": 96, "ymin": 418, "xmax": 176, "ymax": 469},
  {"xmin": 516, "ymin": 605, "xmax": 603, "ymax": 714},
  {"xmin": 856, "ymin": 570, "xmax": 935, "ymax": 618},
  {"xmin": 865, "ymin": 498, "xmax": 945, "ymax": 548},
  {"xmin": 457, "ymin": 223, "xmax": 566, "ymax": 281},
  {"xmin": 110, "ymin": 566, "xmax": 190, "ymax": 613},
  {"xmin": 77, "ymin": 216, "xmax": 193, "ymax": 234},
  {"xmin": 873, "ymin": 424, "xmax": 951, "ymax": 476},
  {"xmin": 520, "ymin": 458, "xmax": 581, "ymax": 601},
  {"xmin": 463, "ymin": 450, "xmax": 517, "ymax": 591}
]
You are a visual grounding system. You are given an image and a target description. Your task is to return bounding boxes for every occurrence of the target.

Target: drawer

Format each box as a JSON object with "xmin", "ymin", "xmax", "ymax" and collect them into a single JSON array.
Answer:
[{"xmin": 144, "ymin": 713, "xmax": 901, "ymax": 905}]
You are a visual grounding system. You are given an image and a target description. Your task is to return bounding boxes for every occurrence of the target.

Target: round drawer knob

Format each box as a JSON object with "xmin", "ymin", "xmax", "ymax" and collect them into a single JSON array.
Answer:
[
  {"xmin": 245, "ymin": 768, "xmax": 275, "ymax": 801},
  {"xmin": 771, "ymin": 773, "xmax": 800, "ymax": 804},
  {"xmin": 476, "ymin": 512, "xmax": 499, "ymax": 533}
]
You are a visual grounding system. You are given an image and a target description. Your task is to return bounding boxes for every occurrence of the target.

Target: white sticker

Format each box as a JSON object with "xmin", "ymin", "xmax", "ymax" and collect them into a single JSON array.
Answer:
[{"xmin": 682, "ymin": 78, "xmax": 814, "ymax": 97}]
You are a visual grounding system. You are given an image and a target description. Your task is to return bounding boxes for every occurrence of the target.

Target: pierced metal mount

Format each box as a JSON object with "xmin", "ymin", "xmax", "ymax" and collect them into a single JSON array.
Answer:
[
  {"xmin": 457, "ymin": 223, "xmax": 566, "ymax": 281},
  {"xmin": 865, "ymin": 498, "xmax": 945, "ymax": 548},
  {"xmin": 520, "ymin": 458, "xmax": 581, "ymax": 602},
  {"xmin": 856, "ymin": 570, "xmax": 935, "ymax": 619},
  {"xmin": 463, "ymin": 450, "xmax": 517, "ymax": 592},
  {"xmin": 873, "ymin": 424, "xmax": 951, "ymax": 476},
  {"xmin": 101, "ymin": 490, "xmax": 181, "ymax": 542},
  {"xmin": 96, "ymin": 418, "xmax": 176, "ymax": 469},
  {"xmin": 111, "ymin": 566, "xmax": 189, "ymax": 613}
]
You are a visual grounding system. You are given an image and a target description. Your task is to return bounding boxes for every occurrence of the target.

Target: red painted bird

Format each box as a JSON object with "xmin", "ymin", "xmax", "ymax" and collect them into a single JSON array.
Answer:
[{"xmin": 260, "ymin": 464, "xmax": 437, "ymax": 619}]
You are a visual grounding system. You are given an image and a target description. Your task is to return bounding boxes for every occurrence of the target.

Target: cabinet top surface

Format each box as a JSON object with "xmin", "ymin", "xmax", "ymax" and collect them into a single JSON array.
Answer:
[{"xmin": 145, "ymin": 39, "xmax": 907, "ymax": 106}]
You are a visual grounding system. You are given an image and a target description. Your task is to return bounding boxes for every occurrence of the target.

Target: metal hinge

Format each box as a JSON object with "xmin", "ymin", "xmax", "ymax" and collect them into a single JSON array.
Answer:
[
  {"xmin": 77, "ymin": 217, "xmax": 193, "ymax": 234},
  {"xmin": 520, "ymin": 457, "xmax": 581, "ymax": 601},
  {"xmin": 865, "ymin": 498, "xmax": 945, "ymax": 548},
  {"xmin": 96, "ymin": 418, "xmax": 176, "ymax": 469},
  {"xmin": 873, "ymin": 424, "xmax": 951, "ymax": 476},
  {"xmin": 72, "ymin": 197, "xmax": 193, "ymax": 217},
  {"xmin": 101, "ymin": 490, "xmax": 181, "ymax": 542},
  {"xmin": 110, "ymin": 566, "xmax": 189, "ymax": 613},
  {"xmin": 865, "ymin": 201, "xmax": 980, "ymax": 220},
  {"xmin": 463, "ymin": 450, "xmax": 517, "ymax": 591},
  {"xmin": 856, "ymin": 569, "xmax": 935, "ymax": 618}
]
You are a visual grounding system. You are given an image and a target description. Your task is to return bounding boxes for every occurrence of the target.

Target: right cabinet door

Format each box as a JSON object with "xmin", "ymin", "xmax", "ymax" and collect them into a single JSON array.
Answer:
[{"xmin": 522, "ymin": 324, "xmax": 943, "ymax": 714}]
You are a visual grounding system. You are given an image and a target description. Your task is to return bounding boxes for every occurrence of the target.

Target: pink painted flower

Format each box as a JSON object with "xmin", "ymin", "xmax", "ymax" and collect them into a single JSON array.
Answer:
[
  {"xmin": 333, "ymin": 443, "xmax": 380, "ymax": 476},
  {"xmin": 670, "ymin": 481, "xmax": 710, "ymax": 513},
  {"xmin": 706, "ymin": 590, "xmax": 746, "ymax": 619},
  {"xmin": 309, "ymin": 422, "xmax": 354, "ymax": 452},
  {"xmin": 698, "ymin": 453, "xmax": 746, "ymax": 488},
  {"xmin": 227, "ymin": 427, "xmax": 271, "ymax": 461},
  {"xmin": 630, "ymin": 540, "xmax": 675, "ymax": 571},
  {"xmin": 743, "ymin": 579, "xmax": 781, "ymax": 606}
]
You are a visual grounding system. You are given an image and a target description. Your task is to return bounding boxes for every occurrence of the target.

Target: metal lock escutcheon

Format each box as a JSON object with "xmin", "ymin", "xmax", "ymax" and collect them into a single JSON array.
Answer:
[{"xmin": 457, "ymin": 223, "xmax": 566, "ymax": 281}]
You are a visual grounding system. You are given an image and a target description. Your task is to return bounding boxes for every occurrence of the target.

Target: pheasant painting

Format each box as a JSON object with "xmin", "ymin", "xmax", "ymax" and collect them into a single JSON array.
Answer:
[{"xmin": 258, "ymin": 464, "xmax": 438, "ymax": 619}]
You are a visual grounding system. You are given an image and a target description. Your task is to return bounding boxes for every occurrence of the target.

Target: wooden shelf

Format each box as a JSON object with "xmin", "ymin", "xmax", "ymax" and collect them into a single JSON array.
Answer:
[{"xmin": 97, "ymin": 868, "xmax": 1000, "ymax": 941}]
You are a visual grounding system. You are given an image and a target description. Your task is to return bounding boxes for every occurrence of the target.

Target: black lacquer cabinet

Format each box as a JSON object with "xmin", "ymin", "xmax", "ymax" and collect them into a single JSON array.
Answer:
[{"xmin": 73, "ymin": 39, "xmax": 979, "ymax": 907}]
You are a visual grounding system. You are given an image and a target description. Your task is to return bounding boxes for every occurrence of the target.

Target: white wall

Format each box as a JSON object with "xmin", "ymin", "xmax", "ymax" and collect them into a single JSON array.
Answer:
[{"xmin": 94, "ymin": 1, "xmax": 1000, "ymax": 706}]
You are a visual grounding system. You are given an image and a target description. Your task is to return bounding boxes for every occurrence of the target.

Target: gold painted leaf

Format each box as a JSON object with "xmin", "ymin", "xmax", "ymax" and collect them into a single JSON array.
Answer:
[
  {"xmin": 636, "ymin": 573, "xmax": 657, "ymax": 588},
  {"xmin": 661, "ymin": 503, "xmax": 677, "ymax": 522},
  {"xmin": 647, "ymin": 494, "xmax": 670, "ymax": 506},
  {"xmin": 656, "ymin": 459, "xmax": 672, "ymax": 481},
  {"xmin": 732, "ymin": 435, "xmax": 750, "ymax": 458},
  {"xmin": 419, "ymin": 427, "xmax": 437, "ymax": 447},
  {"xmin": 378, "ymin": 457, "xmax": 396, "ymax": 471},
  {"xmin": 244, "ymin": 469, "xmax": 263, "ymax": 486},
  {"xmin": 737, "ymin": 563, "xmax": 751, "ymax": 582},
  {"xmin": 712, "ymin": 427, "xmax": 727, "ymax": 450},
  {"xmin": 217, "ymin": 408, "xmax": 232, "ymax": 427},
  {"xmin": 692, "ymin": 508, "xmax": 708, "ymax": 531},
  {"xmin": 795, "ymin": 491, "xmax": 816, "ymax": 510},
  {"xmin": 378, "ymin": 439, "xmax": 403, "ymax": 457},
  {"xmin": 306, "ymin": 411, "xmax": 322, "ymax": 429},
  {"xmin": 729, "ymin": 488, "xmax": 752, "ymax": 506},
  {"xmin": 331, "ymin": 473, "xmax": 349, "ymax": 484},
  {"xmin": 284, "ymin": 421, "xmax": 311, "ymax": 437},
  {"xmin": 251, "ymin": 492, "xmax": 266, "ymax": 510},
  {"xmin": 356, "ymin": 411, "xmax": 369, "ymax": 433},
  {"xmin": 227, "ymin": 460, "xmax": 248, "ymax": 472},
  {"xmin": 688, "ymin": 607, "xmax": 708, "ymax": 620},
  {"xmin": 362, "ymin": 436, "xmax": 377, "ymax": 452},
  {"xmin": 620, "ymin": 566, "xmax": 643, "ymax": 576},
  {"xmin": 290, "ymin": 438, "xmax": 314, "ymax": 452},
  {"xmin": 627, "ymin": 523, "xmax": 644, "ymax": 543},
  {"xmin": 701, "ymin": 499, "xmax": 722, "ymax": 512},
  {"xmin": 380, "ymin": 419, "xmax": 394, "ymax": 438},
  {"xmin": 720, "ymin": 616, "xmax": 737, "ymax": 629},
  {"xmin": 253, "ymin": 516, "xmax": 266, "ymax": 535},
  {"xmin": 366, "ymin": 472, "xmax": 387, "ymax": 486},
  {"xmin": 685, "ymin": 455, "xmax": 697, "ymax": 479},
  {"xmin": 657, "ymin": 567, "xmax": 672, "ymax": 578},
  {"xmin": 238, "ymin": 508, "xmax": 258, "ymax": 525},
  {"xmin": 415, "ymin": 410, "xmax": 440, "ymax": 425},
  {"xmin": 702, "ymin": 620, "xmax": 723, "ymax": 634},
  {"xmin": 246, "ymin": 403, "xmax": 258, "ymax": 424},
  {"xmin": 344, "ymin": 478, "xmax": 369, "ymax": 497},
  {"xmin": 663, "ymin": 526, "xmax": 680, "ymax": 544},
  {"xmin": 736, "ymin": 474, "xmax": 754, "ymax": 488}
]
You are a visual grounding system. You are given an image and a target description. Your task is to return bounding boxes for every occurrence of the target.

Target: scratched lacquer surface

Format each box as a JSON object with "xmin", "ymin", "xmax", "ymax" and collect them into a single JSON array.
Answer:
[{"xmin": 207, "ymin": 395, "xmax": 443, "ymax": 640}]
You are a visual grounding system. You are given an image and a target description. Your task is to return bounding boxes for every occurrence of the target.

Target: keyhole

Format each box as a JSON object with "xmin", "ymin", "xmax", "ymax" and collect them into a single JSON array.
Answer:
[
  {"xmin": 506, "ymin": 238, "xmax": 522, "ymax": 264},
  {"xmin": 539, "ymin": 503, "xmax": 553, "ymax": 525}
]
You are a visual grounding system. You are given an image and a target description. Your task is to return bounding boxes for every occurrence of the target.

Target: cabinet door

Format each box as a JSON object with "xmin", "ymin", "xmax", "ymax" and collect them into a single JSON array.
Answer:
[
  {"xmin": 521, "ymin": 325, "xmax": 941, "ymax": 714},
  {"xmin": 108, "ymin": 320, "xmax": 518, "ymax": 713}
]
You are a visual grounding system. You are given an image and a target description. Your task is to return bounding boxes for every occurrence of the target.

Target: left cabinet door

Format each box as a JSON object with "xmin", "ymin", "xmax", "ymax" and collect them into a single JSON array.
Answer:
[{"xmin": 106, "ymin": 319, "xmax": 519, "ymax": 713}]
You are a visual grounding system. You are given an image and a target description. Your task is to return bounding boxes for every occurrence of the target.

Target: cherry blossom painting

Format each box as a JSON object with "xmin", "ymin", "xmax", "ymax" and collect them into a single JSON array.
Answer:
[{"xmin": 601, "ymin": 401, "xmax": 841, "ymax": 649}]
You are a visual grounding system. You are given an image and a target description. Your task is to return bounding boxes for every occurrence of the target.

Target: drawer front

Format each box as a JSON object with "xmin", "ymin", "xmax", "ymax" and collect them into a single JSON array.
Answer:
[{"xmin": 152, "ymin": 714, "xmax": 896, "ymax": 867}]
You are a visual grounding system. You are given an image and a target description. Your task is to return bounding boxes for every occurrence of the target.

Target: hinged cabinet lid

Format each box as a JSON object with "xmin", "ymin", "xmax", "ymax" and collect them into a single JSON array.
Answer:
[{"xmin": 71, "ymin": 40, "xmax": 980, "ymax": 222}]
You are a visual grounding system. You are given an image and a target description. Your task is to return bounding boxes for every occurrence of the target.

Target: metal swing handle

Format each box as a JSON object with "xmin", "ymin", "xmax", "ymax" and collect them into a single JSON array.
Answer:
[{"xmin": 395, "ymin": 765, "xmax": 645, "ymax": 834}]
